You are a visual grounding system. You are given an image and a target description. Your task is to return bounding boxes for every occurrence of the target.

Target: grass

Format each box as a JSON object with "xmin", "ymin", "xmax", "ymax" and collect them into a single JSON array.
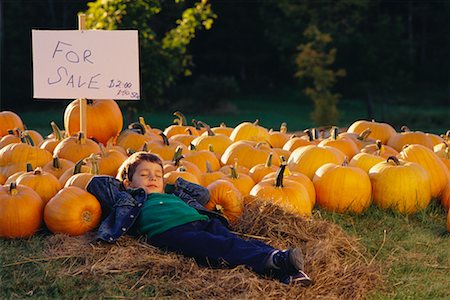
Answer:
[{"xmin": 1, "ymin": 203, "xmax": 449, "ymax": 299}]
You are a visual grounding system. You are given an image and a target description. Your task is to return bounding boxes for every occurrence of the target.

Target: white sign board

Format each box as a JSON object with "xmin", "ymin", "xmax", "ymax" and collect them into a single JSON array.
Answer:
[{"xmin": 32, "ymin": 30, "xmax": 140, "ymax": 100}]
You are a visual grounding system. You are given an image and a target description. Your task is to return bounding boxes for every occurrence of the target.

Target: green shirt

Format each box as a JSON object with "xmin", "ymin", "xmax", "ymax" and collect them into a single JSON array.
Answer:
[{"xmin": 137, "ymin": 193, "xmax": 208, "ymax": 238}]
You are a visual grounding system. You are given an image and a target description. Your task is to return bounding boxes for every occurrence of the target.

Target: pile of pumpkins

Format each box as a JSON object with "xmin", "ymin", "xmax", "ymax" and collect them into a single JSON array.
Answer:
[{"xmin": 0, "ymin": 99, "xmax": 449, "ymax": 239}]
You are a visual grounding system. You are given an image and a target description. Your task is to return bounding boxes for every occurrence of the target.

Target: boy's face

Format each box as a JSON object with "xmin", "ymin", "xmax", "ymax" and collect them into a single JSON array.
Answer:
[{"xmin": 126, "ymin": 161, "xmax": 164, "ymax": 194}]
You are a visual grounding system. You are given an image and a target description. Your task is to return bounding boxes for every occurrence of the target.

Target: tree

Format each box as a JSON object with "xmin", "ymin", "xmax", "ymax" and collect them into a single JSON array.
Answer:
[
  {"xmin": 295, "ymin": 25, "xmax": 346, "ymax": 126},
  {"xmin": 84, "ymin": 0, "xmax": 216, "ymax": 109}
]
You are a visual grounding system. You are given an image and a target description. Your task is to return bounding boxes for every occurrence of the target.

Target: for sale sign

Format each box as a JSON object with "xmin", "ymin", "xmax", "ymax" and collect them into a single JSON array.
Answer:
[{"xmin": 32, "ymin": 30, "xmax": 140, "ymax": 100}]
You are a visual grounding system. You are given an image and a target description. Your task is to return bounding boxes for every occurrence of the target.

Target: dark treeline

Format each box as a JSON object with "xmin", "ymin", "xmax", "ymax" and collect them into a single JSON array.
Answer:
[{"xmin": 1, "ymin": 0, "xmax": 449, "ymax": 112}]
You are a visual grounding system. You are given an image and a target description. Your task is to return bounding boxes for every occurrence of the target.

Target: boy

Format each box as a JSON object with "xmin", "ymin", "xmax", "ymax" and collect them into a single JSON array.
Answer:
[{"xmin": 87, "ymin": 152, "xmax": 312, "ymax": 286}]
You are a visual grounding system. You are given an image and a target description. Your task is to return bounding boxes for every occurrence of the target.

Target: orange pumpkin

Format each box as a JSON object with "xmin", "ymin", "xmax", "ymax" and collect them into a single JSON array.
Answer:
[
  {"xmin": 249, "ymin": 153, "xmax": 279, "ymax": 183},
  {"xmin": 163, "ymin": 111, "xmax": 199, "ymax": 138},
  {"xmin": 347, "ymin": 119, "xmax": 396, "ymax": 144},
  {"xmin": 369, "ymin": 156, "xmax": 432, "ymax": 214},
  {"xmin": 0, "ymin": 111, "xmax": 24, "ymax": 137},
  {"xmin": 116, "ymin": 122, "xmax": 157, "ymax": 152},
  {"xmin": 229, "ymin": 120, "xmax": 270, "ymax": 143},
  {"xmin": 96, "ymin": 144, "xmax": 127, "ymax": 177},
  {"xmin": 387, "ymin": 126, "xmax": 434, "ymax": 151},
  {"xmin": 318, "ymin": 126, "xmax": 360, "ymax": 160},
  {"xmin": 39, "ymin": 121, "xmax": 65, "ymax": 154},
  {"xmin": 206, "ymin": 179, "xmax": 244, "ymax": 223},
  {"xmin": 163, "ymin": 166, "xmax": 200, "ymax": 185},
  {"xmin": 64, "ymin": 154, "xmax": 100, "ymax": 190},
  {"xmin": 145, "ymin": 133, "xmax": 189, "ymax": 161},
  {"xmin": 200, "ymin": 161, "xmax": 226, "ymax": 187},
  {"xmin": 349, "ymin": 152, "xmax": 385, "ymax": 174},
  {"xmin": 16, "ymin": 168, "xmax": 61, "ymax": 204},
  {"xmin": 268, "ymin": 122, "xmax": 291, "ymax": 148},
  {"xmin": 210, "ymin": 122, "xmax": 233, "ymax": 137},
  {"xmin": 282, "ymin": 135, "xmax": 312, "ymax": 152},
  {"xmin": 313, "ymin": 160, "xmax": 372, "ymax": 213},
  {"xmin": 64, "ymin": 99, "xmax": 123, "ymax": 145},
  {"xmin": 221, "ymin": 141, "xmax": 281, "ymax": 169},
  {"xmin": 0, "ymin": 183, "xmax": 44, "ymax": 238},
  {"xmin": 42, "ymin": 156, "xmax": 75, "ymax": 179},
  {"xmin": 361, "ymin": 140, "xmax": 399, "ymax": 158},
  {"xmin": 44, "ymin": 186, "xmax": 101, "ymax": 236},
  {"xmin": 287, "ymin": 144, "xmax": 345, "ymax": 180},
  {"xmin": 398, "ymin": 144, "xmax": 450, "ymax": 198},
  {"xmin": 182, "ymin": 146, "xmax": 221, "ymax": 173},
  {"xmin": 53, "ymin": 132, "xmax": 101, "ymax": 163},
  {"xmin": 224, "ymin": 165, "xmax": 255, "ymax": 196},
  {"xmin": 0, "ymin": 129, "xmax": 21, "ymax": 149},
  {"xmin": 250, "ymin": 162, "xmax": 313, "ymax": 217},
  {"xmin": 191, "ymin": 121, "xmax": 233, "ymax": 157}
]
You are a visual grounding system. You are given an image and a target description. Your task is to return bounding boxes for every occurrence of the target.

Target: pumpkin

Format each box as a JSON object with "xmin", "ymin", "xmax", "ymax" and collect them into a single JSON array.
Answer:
[
  {"xmin": 210, "ymin": 122, "xmax": 233, "ymax": 137},
  {"xmin": 5, "ymin": 163, "xmax": 34, "ymax": 185},
  {"xmin": 347, "ymin": 119, "xmax": 396, "ymax": 144},
  {"xmin": 42, "ymin": 156, "xmax": 75, "ymax": 179},
  {"xmin": 282, "ymin": 135, "xmax": 312, "ymax": 152},
  {"xmin": 163, "ymin": 146, "xmax": 203, "ymax": 181},
  {"xmin": 23, "ymin": 129, "xmax": 44, "ymax": 146},
  {"xmin": 64, "ymin": 98, "xmax": 123, "ymax": 145},
  {"xmin": 39, "ymin": 121, "xmax": 65, "ymax": 154},
  {"xmin": 163, "ymin": 111, "xmax": 199, "ymax": 138},
  {"xmin": 221, "ymin": 141, "xmax": 281, "ymax": 169},
  {"xmin": 64, "ymin": 154, "xmax": 100, "ymax": 190},
  {"xmin": 268, "ymin": 122, "xmax": 291, "ymax": 148},
  {"xmin": 0, "ymin": 182, "xmax": 44, "ymax": 238},
  {"xmin": 163, "ymin": 166, "xmax": 200, "ymax": 186},
  {"xmin": 287, "ymin": 144, "xmax": 345, "ymax": 180},
  {"xmin": 206, "ymin": 179, "xmax": 244, "ymax": 223},
  {"xmin": 313, "ymin": 160, "xmax": 372, "ymax": 213},
  {"xmin": 0, "ymin": 137, "xmax": 53, "ymax": 179},
  {"xmin": 318, "ymin": 126, "xmax": 360, "ymax": 160},
  {"xmin": 145, "ymin": 133, "xmax": 189, "ymax": 161},
  {"xmin": 349, "ymin": 152, "xmax": 385, "ymax": 174},
  {"xmin": 191, "ymin": 121, "xmax": 233, "ymax": 157},
  {"xmin": 200, "ymin": 161, "xmax": 226, "ymax": 187},
  {"xmin": 361, "ymin": 140, "xmax": 399, "ymax": 158},
  {"xmin": 53, "ymin": 132, "xmax": 101, "ymax": 163},
  {"xmin": 58, "ymin": 158, "xmax": 92, "ymax": 187},
  {"xmin": 250, "ymin": 161, "xmax": 313, "ymax": 217},
  {"xmin": 96, "ymin": 144, "xmax": 127, "ymax": 177},
  {"xmin": 0, "ymin": 111, "xmax": 24, "ymax": 137},
  {"xmin": 0, "ymin": 129, "xmax": 21, "ymax": 149},
  {"xmin": 398, "ymin": 144, "xmax": 450, "ymax": 198},
  {"xmin": 249, "ymin": 153, "xmax": 279, "ymax": 183},
  {"xmin": 387, "ymin": 126, "xmax": 434, "ymax": 151},
  {"xmin": 116, "ymin": 122, "xmax": 156, "ymax": 152},
  {"xmin": 224, "ymin": 165, "xmax": 255, "ymax": 196},
  {"xmin": 339, "ymin": 128, "xmax": 375, "ymax": 149},
  {"xmin": 182, "ymin": 145, "xmax": 221, "ymax": 172},
  {"xmin": 16, "ymin": 167, "xmax": 61, "ymax": 204},
  {"xmin": 44, "ymin": 186, "xmax": 101, "ymax": 236},
  {"xmin": 369, "ymin": 156, "xmax": 432, "ymax": 214},
  {"xmin": 229, "ymin": 120, "xmax": 270, "ymax": 143},
  {"xmin": 169, "ymin": 128, "xmax": 197, "ymax": 147}
]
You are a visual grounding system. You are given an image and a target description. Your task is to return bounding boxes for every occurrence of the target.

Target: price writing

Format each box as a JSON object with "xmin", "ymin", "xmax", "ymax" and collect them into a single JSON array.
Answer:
[{"xmin": 108, "ymin": 79, "xmax": 139, "ymax": 99}]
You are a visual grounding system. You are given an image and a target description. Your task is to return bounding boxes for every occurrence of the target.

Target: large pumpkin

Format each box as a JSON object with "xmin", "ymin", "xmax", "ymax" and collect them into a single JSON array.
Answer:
[
  {"xmin": 369, "ymin": 156, "xmax": 431, "ymax": 214},
  {"xmin": 64, "ymin": 99, "xmax": 123, "ymax": 145},
  {"xmin": 313, "ymin": 161, "xmax": 372, "ymax": 213},
  {"xmin": 398, "ymin": 144, "xmax": 449, "ymax": 198},
  {"xmin": 53, "ymin": 132, "xmax": 101, "ymax": 163},
  {"xmin": 0, "ymin": 183, "xmax": 44, "ymax": 238},
  {"xmin": 347, "ymin": 119, "xmax": 396, "ymax": 144},
  {"xmin": 0, "ymin": 111, "xmax": 24, "ymax": 137},
  {"xmin": 250, "ymin": 162, "xmax": 313, "ymax": 217},
  {"xmin": 44, "ymin": 186, "xmax": 101, "ymax": 236}
]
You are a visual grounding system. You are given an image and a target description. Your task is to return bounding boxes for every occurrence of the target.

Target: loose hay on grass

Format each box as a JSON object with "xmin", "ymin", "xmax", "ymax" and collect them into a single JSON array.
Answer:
[{"xmin": 44, "ymin": 199, "xmax": 383, "ymax": 299}]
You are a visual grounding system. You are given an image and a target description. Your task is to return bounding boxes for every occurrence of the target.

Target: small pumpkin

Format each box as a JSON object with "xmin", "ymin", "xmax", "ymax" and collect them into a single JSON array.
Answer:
[
  {"xmin": 229, "ymin": 120, "xmax": 270, "ymax": 143},
  {"xmin": 0, "ymin": 111, "xmax": 24, "ymax": 137},
  {"xmin": 53, "ymin": 132, "xmax": 101, "ymax": 163},
  {"xmin": 163, "ymin": 111, "xmax": 199, "ymax": 138},
  {"xmin": 16, "ymin": 167, "xmax": 61, "ymax": 204}
]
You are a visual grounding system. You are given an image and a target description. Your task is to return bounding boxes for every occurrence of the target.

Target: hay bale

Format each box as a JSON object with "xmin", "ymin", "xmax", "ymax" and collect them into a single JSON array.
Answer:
[{"xmin": 44, "ymin": 199, "xmax": 382, "ymax": 299}]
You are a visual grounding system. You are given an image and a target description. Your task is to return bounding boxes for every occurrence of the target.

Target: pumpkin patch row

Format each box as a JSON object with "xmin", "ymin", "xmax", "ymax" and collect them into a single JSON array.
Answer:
[{"xmin": 0, "ymin": 101, "xmax": 449, "ymax": 239}]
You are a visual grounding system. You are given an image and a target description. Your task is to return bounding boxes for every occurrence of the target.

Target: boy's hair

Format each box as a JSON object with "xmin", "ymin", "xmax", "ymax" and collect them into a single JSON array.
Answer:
[{"xmin": 117, "ymin": 151, "xmax": 164, "ymax": 182}]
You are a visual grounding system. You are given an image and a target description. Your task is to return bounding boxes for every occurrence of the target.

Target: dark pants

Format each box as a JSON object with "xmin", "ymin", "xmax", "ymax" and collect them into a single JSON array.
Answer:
[{"xmin": 150, "ymin": 218, "xmax": 276, "ymax": 275}]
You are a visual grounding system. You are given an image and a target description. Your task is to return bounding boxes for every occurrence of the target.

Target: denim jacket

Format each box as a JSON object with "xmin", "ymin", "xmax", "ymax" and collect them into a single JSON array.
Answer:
[{"xmin": 86, "ymin": 176, "xmax": 228, "ymax": 243}]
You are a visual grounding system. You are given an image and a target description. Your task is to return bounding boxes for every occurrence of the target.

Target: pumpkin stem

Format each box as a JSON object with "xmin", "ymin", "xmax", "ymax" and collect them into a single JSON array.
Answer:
[
  {"xmin": 9, "ymin": 182, "xmax": 18, "ymax": 196},
  {"xmin": 275, "ymin": 161, "xmax": 287, "ymax": 188},
  {"xmin": 52, "ymin": 156, "xmax": 61, "ymax": 169},
  {"xmin": 358, "ymin": 128, "xmax": 372, "ymax": 141},
  {"xmin": 127, "ymin": 148, "xmax": 136, "ymax": 156},
  {"xmin": 86, "ymin": 154, "xmax": 100, "ymax": 175},
  {"xmin": 142, "ymin": 141, "xmax": 149, "ymax": 152},
  {"xmin": 214, "ymin": 204, "xmax": 225, "ymax": 214},
  {"xmin": 280, "ymin": 122, "xmax": 287, "ymax": 133},
  {"xmin": 208, "ymin": 144, "xmax": 215, "ymax": 153},
  {"xmin": 73, "ymin": 159, "xmax": 86, "ymax": 175},
  {"xmin": 173, "ymin": 111, "xmax": 187, "ymax": 126},
  {"xmin": 303, "ymin": 129, "xmax": 314, "ymax": 142},
  {"xmin": 87, "ymin": 99, "xmax": 94, "ymax": 105},
  {"xmin": 400, "ymin": 125, "xmax": 410, "ymax": 132},
  {"xmin": 172, "ymin": 146, "xmax": 184, "ymax": 163},
  {"xmin": 21, "ymin": 132, "xmax": 35, "ymax": 146},
  {"xmin": 77, "ymin": 132, "xmax": 86, "ymax": 145},
  {"xmin": 342, "ymin": 157, "xmax": 349, "ymax": 166},
  {"xmin": 33, "ymin": 167, "xmax": 42, "ymax": 176},
  {"xmin": 387, "ymin": 156, "xmax": 401, "ymax": 166},
  {"xmin": 128, "ymin": 122, "xmax": 146, "ymax": 135},
  {"xmin": 230, "ymin": 165, "xmax": 239, "ymax": 179},
  {"xmin": 253, "ymin": 119, "xmax": 260, "ymax": 126},
  {"xmin": 265, "ymin": 153, "xmax": 273, "ymax": 168},
  {"xmin": 331, "ymin": 126, "xmax": 339, "ymax": 140},
  {"xmin": 205, "ymin": 161, "xmax": 213, "ymax": 173},
  {"xmin": 50, "ymin": 121, "xmax": 64, "ymax": 141},
  {"xmin": 198, "ymin": 121, "xmax": 215, "ymax": 136},
  {"xmin": 189, "ymin": 143, "xmax": 196, "ymax": 151},
  {"xmin": 159, "ymin": 132, "xmax": 170, "ymax": 146}
]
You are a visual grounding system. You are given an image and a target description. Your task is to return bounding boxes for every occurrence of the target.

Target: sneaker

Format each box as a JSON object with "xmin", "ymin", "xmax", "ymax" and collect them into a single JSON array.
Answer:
[
  {"xmin": 280, "ymin": 270, "xmax": 312, "ymax": 286},
  {"xmin": 272, "ymin": 247, "xmax": 305, "ymax": 275}
]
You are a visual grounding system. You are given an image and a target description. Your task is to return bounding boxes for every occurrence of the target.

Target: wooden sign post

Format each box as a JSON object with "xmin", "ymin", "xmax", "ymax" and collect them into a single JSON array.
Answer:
[{"xmin": 78, "ymin": 14, "xmax": 87, "ymax": 135}]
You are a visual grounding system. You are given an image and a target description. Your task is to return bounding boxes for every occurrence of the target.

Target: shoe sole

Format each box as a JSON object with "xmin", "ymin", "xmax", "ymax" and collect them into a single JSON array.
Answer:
[
  {"xmin": 290, "ymin": 270, "xmax": 312, "ymax": 286},
  {"xmin": 289, "ymin": 247, "xmax": 305, "ymax": 271}
]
